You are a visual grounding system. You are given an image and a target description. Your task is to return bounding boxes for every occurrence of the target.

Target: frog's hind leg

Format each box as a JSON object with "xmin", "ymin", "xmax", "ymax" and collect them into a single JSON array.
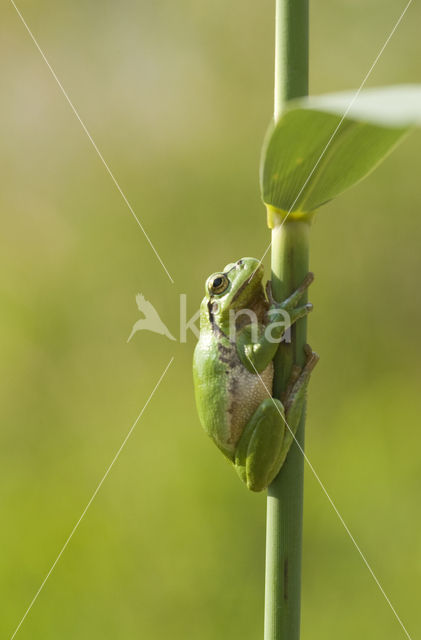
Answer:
[
  {"xmin": 234, "ymin": 398, "xmax": 286, "ymax": 492},
  {"xmin": 233, "ymin": 346, "xmax": 319, "ymax": 492}
]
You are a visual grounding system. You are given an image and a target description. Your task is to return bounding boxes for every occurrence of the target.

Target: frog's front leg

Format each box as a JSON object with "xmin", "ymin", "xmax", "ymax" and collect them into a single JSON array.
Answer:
[
  {"xmin": 237, "ymin": 273, "xmax": 314, "ymax": 374},
  {"xmin": 234, "ymin": 345, "xmax": 319, "ymax": 492},
  {"xmin": 234, "ymin": 398, "xmax": 287, "ymax": 492},
  {"xmin": 267, "ymin": 272, "xmax": 314, "ymax": 313}
]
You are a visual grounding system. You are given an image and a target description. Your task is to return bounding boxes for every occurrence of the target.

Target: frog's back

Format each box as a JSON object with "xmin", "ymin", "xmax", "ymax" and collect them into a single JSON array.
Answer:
[{"xmin": 193, "ymin": 331, "xmax": 274, "ymax": 461}]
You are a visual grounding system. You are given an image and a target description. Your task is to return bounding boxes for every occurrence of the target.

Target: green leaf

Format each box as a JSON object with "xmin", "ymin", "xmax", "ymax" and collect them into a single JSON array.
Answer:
[{"xmin": 260, "ymin": 85, "xmax": 421, "ymax": 218}]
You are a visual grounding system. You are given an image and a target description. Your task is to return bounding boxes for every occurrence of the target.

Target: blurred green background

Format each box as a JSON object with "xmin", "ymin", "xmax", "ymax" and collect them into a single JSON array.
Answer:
[{"xmin": 1, "ymin": 1, "xmax": 420, "ymax": 638}]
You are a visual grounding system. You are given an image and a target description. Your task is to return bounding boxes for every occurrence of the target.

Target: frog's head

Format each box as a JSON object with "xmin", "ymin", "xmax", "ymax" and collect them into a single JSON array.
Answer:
[{"xmin": 204, "ymin": 258, "xmax": 265, "ymax": 326}]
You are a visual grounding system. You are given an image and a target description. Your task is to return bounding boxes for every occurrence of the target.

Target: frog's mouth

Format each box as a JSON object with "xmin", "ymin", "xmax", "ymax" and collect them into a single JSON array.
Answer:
[{"xmin": 230, "ymin": 263, "xmax": 264, "ymax": 308}]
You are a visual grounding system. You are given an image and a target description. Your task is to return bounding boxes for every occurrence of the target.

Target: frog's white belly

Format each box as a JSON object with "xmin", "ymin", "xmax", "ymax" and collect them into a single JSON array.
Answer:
[{"xmin": 225, "ymin": 360, "xmax": 274, "ymax": 451}]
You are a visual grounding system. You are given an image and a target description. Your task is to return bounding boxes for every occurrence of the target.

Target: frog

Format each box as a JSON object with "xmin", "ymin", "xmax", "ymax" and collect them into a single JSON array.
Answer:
[{"xmin": 193, "ymin": 257, "xmax": 319, "ymax": 492}]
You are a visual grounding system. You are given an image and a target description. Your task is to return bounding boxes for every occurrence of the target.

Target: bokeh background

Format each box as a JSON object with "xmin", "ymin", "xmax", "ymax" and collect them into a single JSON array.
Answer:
[{"xmin": 1, "ymin": 1, "xmax": 420, "ymax": 638}]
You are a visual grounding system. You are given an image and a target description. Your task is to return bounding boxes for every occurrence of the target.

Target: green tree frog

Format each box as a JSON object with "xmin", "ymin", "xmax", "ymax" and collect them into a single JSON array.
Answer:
[{"xmin": 193, "ymin": 257, "xmax": 318, "ymax": 492}]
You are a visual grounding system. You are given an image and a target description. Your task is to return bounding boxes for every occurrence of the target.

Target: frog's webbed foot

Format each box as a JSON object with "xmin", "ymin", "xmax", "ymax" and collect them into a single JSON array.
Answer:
[
  {"xmin": 265, "ymin": 273, "xmax": 314, "ymax": 306},
  {"xmin": 281, "ymin": 364, "xmax": 301, "ymax": 404},
  {"xmin": 304, "ymin": 343, "xmax": 319, "ymax": 368},
  {"xmin": 266, "ymin": 274, "xmax": 314, "ymax": 330},
  {"xmin": 280, "ymin": 272, "xmax": 314, "ymax": 311},
  {"xmin": 284, "ymin": 344, "xmax": 319, "ymax": 416}
]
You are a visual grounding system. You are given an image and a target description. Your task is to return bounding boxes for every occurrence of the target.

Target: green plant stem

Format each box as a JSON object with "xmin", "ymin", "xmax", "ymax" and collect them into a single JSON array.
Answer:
[
  {"xmin": 274, "ymin": 0, "xmax": 309, "ymax": 120},
  {"xmin": 265, "ymin": 220, "xmax": 310, "ymax": 640},
  {"xmin": 264, "ymin": 2, "xmax": 309, "ymax": 640}
]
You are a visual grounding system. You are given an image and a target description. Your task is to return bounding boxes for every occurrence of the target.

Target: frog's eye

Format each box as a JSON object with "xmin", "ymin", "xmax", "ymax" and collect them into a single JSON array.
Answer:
[{"xmin": 208, "ymin": 273, "xmax": 229, "ymax": 295}]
